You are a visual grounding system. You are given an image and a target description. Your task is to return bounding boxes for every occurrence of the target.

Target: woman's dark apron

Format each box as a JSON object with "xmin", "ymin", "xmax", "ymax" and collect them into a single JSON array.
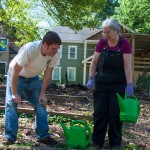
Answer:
[
  {"xmin": 92, "ymin": 39, "xmax": 127, "ymax": 146},
  {"xmin": 95, "ymin": 39, "xmax": 126, "ymax": 89}
]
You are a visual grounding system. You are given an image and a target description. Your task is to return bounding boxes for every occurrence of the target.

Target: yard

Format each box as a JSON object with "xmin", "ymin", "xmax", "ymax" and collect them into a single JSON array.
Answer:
[{"xmin": 0, "ymin": 84, "xmax": 150, "ymax": 150}]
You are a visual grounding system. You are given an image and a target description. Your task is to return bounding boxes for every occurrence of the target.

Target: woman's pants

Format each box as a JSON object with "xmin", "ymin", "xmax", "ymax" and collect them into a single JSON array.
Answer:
[{"xmin": 92, "ymin": 88, "xmax": 125, "ymax": 147}]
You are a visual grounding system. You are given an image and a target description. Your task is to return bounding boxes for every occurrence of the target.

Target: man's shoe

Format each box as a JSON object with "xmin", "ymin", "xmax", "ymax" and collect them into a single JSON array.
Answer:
[
  {"xmin": 2, "ymin": 137, "xmax": 14, "ymax": 145},
  {"xmin": 38, "ymin": 137, "xmax": 58, "ymax": 145}
]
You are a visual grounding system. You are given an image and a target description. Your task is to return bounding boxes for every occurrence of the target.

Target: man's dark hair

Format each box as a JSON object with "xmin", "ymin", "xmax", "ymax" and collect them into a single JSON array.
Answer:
[{"xmin": 42, "ymin": 31, "xmax": 61, "ymax": 45}]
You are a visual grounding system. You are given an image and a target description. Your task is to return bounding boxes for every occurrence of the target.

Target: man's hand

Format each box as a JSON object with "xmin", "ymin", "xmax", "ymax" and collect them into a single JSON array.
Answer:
[
  {"xmin": 39, "ymin": 94, "xmax": 48, "ymax": 107},
  {"xmin": 11, "ymin": 63, "xmax": 23, "ymax": 105},
  {"xmin": 12, "ymin": 93, "xmax": 22, "ymax": 104}
]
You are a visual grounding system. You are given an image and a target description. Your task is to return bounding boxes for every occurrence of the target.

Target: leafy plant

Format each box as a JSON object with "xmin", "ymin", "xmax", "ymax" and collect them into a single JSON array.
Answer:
[
  {"xmin": 48, "ymin": 115, "xmax": 72, "ymax": 124},
  {"xmin": 136, "ymin": 68, "xmax": 150, "ymax": 95},
  {"xmin": 125, "ymin": 143, "xmax": 137, "ymax": 150}
]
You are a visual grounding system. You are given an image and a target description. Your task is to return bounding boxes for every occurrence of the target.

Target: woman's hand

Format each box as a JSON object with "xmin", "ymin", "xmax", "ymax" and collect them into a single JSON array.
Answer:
[
  {"xmin": 125, "ymin": 83, "xmax": 134, "ymax": 97},
  {"xmin": 86, "ymin": 76, "xmax": 94, "ymax": 89}
]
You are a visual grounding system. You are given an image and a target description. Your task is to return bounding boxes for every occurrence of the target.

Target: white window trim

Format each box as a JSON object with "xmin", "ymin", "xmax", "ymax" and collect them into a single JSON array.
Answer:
[
  {"xmin": 58, "ymin": 45, "xmax": 62, "ymax": 59},
  {"xmin": 67, "ymin": 67, "xmax": 76, "ymax": 81},
  {"xmin": 52, "ymin": 67, "xmax": 61, "ymax": 80},
  {"xmin": 0, "ymin": 61, "xmax": 7, "ymax": 74},
  {"xmin": 0, "ymin": 38, "xmax": 8, "ymax": 53},
  {"xmin": 68, "ymin": 45, "xmax": 77, "ymax": 59}
]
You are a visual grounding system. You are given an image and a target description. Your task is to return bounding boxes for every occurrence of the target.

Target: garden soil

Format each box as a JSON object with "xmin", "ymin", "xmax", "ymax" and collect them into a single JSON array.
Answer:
[{"xmin": 0, "ymin": 84, "xmax": 150, "ymax": 150}]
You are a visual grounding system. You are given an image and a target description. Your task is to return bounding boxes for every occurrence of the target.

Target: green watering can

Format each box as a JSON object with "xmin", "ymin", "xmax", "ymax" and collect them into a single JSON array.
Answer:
[
  {"xmin": 116, "ymin": 93, "xmax": 140, "ymax": 123},
  {"xmin": 60, "ymin": 120, "xmax": 92, "ymax": 149}
]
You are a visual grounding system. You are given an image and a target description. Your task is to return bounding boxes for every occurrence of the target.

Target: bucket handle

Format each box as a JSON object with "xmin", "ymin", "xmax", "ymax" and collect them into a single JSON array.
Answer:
[
  {"xmin": 71, "ymin": 120, "xmax": 92, "ymax": 146},
  {"xmin": 124, "ymin": 94, "xmax": 140, "ymax": 115},
  {"xmin": 124, "ymin": 94, "xmax": 138, "ymax": 101}
]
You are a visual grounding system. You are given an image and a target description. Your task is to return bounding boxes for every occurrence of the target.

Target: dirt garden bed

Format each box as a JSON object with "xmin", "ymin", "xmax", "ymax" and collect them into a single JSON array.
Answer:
[{"xmin": 0, "ymin": 84, "xmax": 150, "ymax": 149}]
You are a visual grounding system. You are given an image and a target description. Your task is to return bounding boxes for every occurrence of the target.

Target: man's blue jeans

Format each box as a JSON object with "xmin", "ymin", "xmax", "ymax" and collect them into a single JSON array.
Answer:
[{"xmin": 4, "ymin": 71, "xmax": 50, "ymax": 142}]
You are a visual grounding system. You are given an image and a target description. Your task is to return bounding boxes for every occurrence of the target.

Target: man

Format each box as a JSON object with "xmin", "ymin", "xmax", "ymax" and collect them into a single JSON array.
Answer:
[{"xmin": 3, "ymin": 31, "xmax": 61, "ymax": 145}]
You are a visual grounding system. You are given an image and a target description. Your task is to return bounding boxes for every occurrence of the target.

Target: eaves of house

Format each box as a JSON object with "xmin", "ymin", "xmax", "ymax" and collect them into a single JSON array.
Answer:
[{"xmin": 52, "ymin": 26, "xmax": 100, "ymax": 43}]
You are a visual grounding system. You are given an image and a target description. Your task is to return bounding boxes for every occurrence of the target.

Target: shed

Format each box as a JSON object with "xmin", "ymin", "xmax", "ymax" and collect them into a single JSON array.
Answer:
[{"xmin": 82, "ymin": 25, "xmax": 150, "ymax": 84}]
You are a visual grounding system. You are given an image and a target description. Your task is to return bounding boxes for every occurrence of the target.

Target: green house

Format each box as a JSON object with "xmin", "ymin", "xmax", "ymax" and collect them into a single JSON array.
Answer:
[{"xmin": 50, "ymin": 26, "xmax": 99, "ymax": 86}]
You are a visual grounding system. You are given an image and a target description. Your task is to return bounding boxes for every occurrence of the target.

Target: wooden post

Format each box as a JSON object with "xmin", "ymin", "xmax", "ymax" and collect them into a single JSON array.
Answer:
[
  {"xmin": 132, "ymin": 34, "xmax": 135, "ymax": 84},
  {"xmin": 83, "ymin": 40, "xmax": 87, "ymax": 85},
  {"xmin": 0, "ymin": 106, "xmax": 93, "ymax": 121}
]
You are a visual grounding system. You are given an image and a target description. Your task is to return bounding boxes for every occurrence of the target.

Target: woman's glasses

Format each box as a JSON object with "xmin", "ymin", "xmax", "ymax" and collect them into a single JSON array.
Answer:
[{"xmin": 102, "ymin": 30, "xmax": 112, "ymax": 35}]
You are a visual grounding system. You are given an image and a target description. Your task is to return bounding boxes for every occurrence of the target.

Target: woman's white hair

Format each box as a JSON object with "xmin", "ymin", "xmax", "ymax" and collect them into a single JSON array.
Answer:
[{"xmin": 102, "ymin": 19, "xmax": 121, "ymax": 35}]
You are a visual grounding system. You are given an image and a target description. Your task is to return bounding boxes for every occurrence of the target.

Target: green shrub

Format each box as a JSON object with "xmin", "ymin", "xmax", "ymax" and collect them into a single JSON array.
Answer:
[{"xmin": 136, "ymin": 68, "xmax": 150, "ymax": 95}]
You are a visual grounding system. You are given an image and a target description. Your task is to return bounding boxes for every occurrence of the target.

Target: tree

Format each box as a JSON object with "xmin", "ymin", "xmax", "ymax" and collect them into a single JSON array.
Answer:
[
  {"xmin": 113, "ymin": 0, "xmax": 150, "ymax": 34},
  {"xmin": 0, "ymin": 0, "xmax": 40, "ymax": 46},
  {"xmin": 40, "ymin": 0, "xmax": 106, "ymax": 30},
  {"xmin": 0, "ymin": 0, "xmax": 109, "ymax": 45},
  {"xmin": 95, "ymin": 0, "xmax": 119, "ymax": 23}
]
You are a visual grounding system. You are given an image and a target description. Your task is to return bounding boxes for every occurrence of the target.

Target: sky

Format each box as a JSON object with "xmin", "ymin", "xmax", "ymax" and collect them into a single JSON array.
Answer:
[{"xmin": 29, "ymin": 0, "xmax": 56, "ymax": 30}]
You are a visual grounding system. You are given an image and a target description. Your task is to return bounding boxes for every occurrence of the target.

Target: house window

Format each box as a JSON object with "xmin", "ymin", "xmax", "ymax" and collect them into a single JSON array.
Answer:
[
  {"xmin": 52, "ymin": 67, "xmax": 61, "ymax": 80},
  {"xmin": 67, "ymin": 67, "xmax": 76, "ymax": 81},
  {"xmin": 0, "ymin": 39, "xmax": 7, "ymax": 52},
  {"xmin": 68, "ymin": 46, "xmax": 77, "ymax": 59},
  {"xmin": 58, "ymin": 45, "xmax": 62, "ymax": 58},
  {"xmin": 0, "ymin": 62, "xmax": 7, "ymax": 74}
]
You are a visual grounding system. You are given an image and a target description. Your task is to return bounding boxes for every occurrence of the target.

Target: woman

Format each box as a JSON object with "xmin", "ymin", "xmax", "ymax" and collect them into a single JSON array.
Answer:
[{"xmin": 86, "ymin": 19, "xmax": 133, "ymax": 149}]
